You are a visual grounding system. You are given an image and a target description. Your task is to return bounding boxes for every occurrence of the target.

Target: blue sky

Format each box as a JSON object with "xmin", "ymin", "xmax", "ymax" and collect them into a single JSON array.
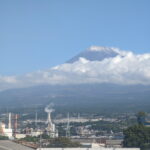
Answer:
[{"xmin": 0, "ymin": 0, "xmax": 150, "ymax": 75}]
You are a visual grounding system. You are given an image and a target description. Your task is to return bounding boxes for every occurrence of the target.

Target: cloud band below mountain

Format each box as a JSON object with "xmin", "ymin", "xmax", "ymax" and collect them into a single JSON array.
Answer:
[{"xmin": 0, "ymin": 47, "xmax": 150, "ymax": 91}]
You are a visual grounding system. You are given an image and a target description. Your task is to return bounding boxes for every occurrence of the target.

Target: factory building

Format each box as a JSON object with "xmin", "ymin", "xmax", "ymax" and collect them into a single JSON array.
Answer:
[
  {"xmin": 45, "ymin": 107, "xmax": 58, "ymax": 138},
  {"xmin": 0, "ymin": 113, "xmax": 13, "ymax": 139}
]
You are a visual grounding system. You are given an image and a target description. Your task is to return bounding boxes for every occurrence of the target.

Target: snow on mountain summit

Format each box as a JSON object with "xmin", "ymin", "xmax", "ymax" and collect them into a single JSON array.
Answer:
[
  {"xmin": 67, "ymin": 46, "xmax": 126, "ymax": 63},
  {"xmin": 88, "ymin": 46, "xmax": 117, "ymax": 52}
]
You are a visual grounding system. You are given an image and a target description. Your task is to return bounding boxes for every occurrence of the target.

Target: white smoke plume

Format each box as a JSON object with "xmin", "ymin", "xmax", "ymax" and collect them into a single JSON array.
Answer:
[{"xmin": 44, "ymin": 103, "xmax": 55, "ymax": 113}]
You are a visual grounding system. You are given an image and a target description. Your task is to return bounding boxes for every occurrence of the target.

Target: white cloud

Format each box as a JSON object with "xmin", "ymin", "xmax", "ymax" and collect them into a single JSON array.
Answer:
[
  {"xmin": 0, "ymin": 76, "xmax": 17, "ymax": 83},
  {"xmin": 51, "ymin": 52, "xmax": 150, "ymax": 85},
  {"xmin": 0, "ymin": 46, "xmax": 150, "ymax": 91}
]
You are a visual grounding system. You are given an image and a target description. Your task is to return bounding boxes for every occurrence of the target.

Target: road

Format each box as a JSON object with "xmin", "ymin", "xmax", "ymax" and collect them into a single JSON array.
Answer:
[{"xmin": 0, "ymin": 140, "xmax": 34, "ymax": 150}]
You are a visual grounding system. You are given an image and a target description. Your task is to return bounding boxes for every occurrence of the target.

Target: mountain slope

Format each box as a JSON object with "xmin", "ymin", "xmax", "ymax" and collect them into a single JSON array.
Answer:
[
  {"xmin": 67, "ymin": 46, "xmax": 120, "ymax": 63},
  {"xmin": 0, "ymin": 46, "xmax": 150, "ymax": 113},
  {"xmin": 0, "ymin": 83, "xmax": 150, "ymax": 113}
]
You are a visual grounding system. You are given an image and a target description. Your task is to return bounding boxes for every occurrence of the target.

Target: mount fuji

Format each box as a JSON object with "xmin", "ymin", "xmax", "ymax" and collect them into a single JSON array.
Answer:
[
  {"xmin": 0, "ymin": 46, "xmax": 150, "ymax": 112},
  {"xmin": 67, "ymin": 46, "xmax": 120, "ymax": 63}
]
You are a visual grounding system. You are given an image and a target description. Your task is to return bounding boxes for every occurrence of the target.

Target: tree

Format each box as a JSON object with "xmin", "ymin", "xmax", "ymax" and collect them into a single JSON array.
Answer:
[
  {"xmin": 123, "ymin": 124, "xmax": 150, "ymax": 150},
  {"xmin": 0, "ymin": 135, "xmax": 9, "ymax": 140},
  {"xmin": 21, "ymin": 136, "xmax": 38, "ymax": 142},
  {"xmin": 47, "ymin": 137, "xmax": 81, "ymax": 148},
  {"xmin": 137, "ymin": 111, "xmax": 147, "ymax": 125}
]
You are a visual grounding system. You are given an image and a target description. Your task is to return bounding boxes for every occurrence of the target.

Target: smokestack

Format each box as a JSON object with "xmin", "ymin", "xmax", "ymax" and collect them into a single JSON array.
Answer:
[
  {"xmin": 14, "ymin": 114, "xmax": 18, "ymax": 137},
  {"xmin": 8, "ymin": 113, "xmax": 11, "ymax": 129},
  {"xmin": 48, "ymin": 112, "xmax": 51, "ymax": 124}
]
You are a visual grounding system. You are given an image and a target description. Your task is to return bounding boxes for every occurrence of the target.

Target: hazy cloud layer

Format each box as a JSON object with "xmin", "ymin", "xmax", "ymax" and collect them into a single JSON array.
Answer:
[{"xmin": 0, "ymin": 47, "xmax": 150, "ymax": 91}]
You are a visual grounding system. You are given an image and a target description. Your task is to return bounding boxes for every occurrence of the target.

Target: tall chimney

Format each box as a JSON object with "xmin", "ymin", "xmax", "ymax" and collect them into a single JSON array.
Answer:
[
  {"xmin": 48, "ymin": 112, "xmax": 50, "ymax": 123},
  {"xmin": 14, "ymin": 114, "xmax": 18, "ymax": 137},
  {"xmin": 8, "ymin": 113, "xmax": 11, "ymax": 129}
]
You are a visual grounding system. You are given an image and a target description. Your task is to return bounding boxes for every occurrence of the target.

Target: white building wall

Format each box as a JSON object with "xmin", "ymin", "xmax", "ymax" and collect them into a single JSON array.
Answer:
[
  {"xmin": 4, "ymin": 128, "xmax": 13, "ymax": 138},
  {"xmin": 0, "ymin": 123, "xmax": 13, "ymax": 139},
  {"xmin": 37, "ymin": 148, "xmax": 140, "ymax": 150},
  {"xmin": 15, "ymin": 134, "xmax": 26, "ymax": 139}
]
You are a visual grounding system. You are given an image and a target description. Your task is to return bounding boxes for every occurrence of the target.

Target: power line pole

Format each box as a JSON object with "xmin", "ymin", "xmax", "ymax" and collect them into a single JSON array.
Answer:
[
  {"xmin": 35, "ymin": 111, "xmax": 38, "ymax": 128},
  {"xmin": 66, "ymin": 112, "xmax": 70, "ymax": 137}
]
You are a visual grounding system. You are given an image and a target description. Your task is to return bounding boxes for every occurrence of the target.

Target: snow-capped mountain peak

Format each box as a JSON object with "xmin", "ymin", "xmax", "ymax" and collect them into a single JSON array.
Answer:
[{"xmin": 67, "ymin": 46, "xmax": 122, "ymax": 63}]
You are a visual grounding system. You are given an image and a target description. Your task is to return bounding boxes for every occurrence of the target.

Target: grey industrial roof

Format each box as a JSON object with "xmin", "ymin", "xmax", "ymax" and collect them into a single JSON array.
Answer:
[{"xmin": 0, "ymin": 140, "xmax": 34, "ymax": 150}]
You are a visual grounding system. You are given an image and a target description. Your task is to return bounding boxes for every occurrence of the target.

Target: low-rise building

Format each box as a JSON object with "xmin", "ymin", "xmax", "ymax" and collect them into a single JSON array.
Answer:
[{"xmin": 0, "ymin": 122, "xmax": 13, "ymax": 139}]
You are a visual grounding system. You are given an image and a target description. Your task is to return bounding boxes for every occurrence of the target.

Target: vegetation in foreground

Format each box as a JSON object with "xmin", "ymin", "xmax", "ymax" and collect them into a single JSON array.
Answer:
[
  {"xmin": 123, "ymin": 112, "xmax": 150, "ymax": 150},
  {"xmin": 123, "ymin": 124, "xmax": 150, "ymax": 150},
  {"xmin": 47, "ymin": 137, "xmax": 81, "ymax": 148},
  {"xmin": 0, "ymin": 135, "xmax": 9, "ymax": 140}
]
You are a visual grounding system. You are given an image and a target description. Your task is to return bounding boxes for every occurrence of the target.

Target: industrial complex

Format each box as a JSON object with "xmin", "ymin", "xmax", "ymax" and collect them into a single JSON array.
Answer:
[{"xmin": 0, "ymin": 105, "xmax": 142, "ymax": 150}]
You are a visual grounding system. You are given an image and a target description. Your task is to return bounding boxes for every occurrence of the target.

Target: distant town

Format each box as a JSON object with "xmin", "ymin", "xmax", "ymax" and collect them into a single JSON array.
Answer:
[{"xmin": 0, "ymin": 103, "xmax": 149, "ymax": 150}]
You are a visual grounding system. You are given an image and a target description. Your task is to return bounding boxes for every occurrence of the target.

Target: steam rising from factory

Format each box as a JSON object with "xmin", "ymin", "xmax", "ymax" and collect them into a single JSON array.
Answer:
[{"xmin": 44, "ymin": 103, "xmax": 58, "ymax": 138}]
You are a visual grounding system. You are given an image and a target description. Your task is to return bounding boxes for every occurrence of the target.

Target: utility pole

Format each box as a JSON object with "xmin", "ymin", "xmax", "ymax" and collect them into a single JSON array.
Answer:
[
  {"xmin": 66, "ymin": 113, "xmax": 70, "ymax": 137},
  {"xmin": 78, "ymin": 113, "xmax": 80, "ymax": 120},
  {"xmin": 35, "ymin": 111, "xmax": 38, "ymax": 128}
]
